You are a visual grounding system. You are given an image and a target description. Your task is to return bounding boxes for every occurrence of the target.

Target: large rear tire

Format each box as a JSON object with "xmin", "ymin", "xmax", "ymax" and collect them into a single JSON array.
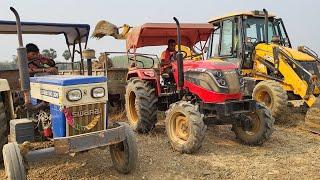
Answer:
[
  {"xmin": 125, "ymin": 78, "xmax": 158, "ymax": 133},
  {"xmin": 110, "ymin": 122, "xmax": 138, "ymax": 174},
  {"xmin": 3, "ymin": 142, "xmax": 26, "ymax": 180},
  {"xmin": 253, "ymin": 80, "xmax": 287, "ymax": 119},
  {"xmin": 165, "ymin": 101, "xmax": 206, "ymax": 154},
  {"xmin": 0, "ymin": 98, "xmax": 8, "ymax": 164},
  {"xmin": 232, "ymin": 103, "xmax": 274, "ymax": 146}
]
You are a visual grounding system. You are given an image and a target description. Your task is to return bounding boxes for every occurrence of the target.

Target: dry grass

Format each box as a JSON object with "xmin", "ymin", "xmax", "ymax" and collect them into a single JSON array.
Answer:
[{"xmin": 108, "ymin": 110, "xmax": 126, "ymax": 122}]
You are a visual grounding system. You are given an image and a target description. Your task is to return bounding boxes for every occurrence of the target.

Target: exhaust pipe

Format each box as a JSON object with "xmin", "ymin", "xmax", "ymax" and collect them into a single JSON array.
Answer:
[
  {"xmin": 263, "ymin": 9, "xmax": 269, "ymax": 43},
  {"xmin": 173, "ymin": 17, "xmax": 184, "ymax": 90},
  {"xmin": 10, "ymin": 7, "xmax": 31, "ymax": 104}
]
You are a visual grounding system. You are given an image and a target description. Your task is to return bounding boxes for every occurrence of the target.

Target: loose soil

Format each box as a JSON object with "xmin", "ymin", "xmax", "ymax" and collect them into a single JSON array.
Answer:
[{"xmin": 0, "ymin": 107, "xmax": 319, "ymax": 180}]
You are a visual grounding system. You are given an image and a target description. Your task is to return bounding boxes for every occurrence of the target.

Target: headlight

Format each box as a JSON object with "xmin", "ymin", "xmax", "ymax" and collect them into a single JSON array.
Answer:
[
  {"xmin": 217, "ymin": 79, "xmax": 227, "ymax": 86},
  {"xmin": 212, "ymin": 70, "xmax": 224, "ymax": 78},
  {"xmin": 210, "ymin": 70, "xmax": 227, "ymax": 87},
  {"xmin": 91, "ymin": 87, "xmax": 105, "ymax": 98},
  {"xmin": 67, "ymin": 89, "xmax": 82, "ymax": 101}
]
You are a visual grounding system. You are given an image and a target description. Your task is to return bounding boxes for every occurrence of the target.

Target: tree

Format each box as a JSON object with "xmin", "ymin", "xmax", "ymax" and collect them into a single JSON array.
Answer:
[
  {"xmin": 62, "ymin": 50, "xmax": 71, "ymax": 61},
  {"xmin": 0, "ymin": 60, "xmax": 17, "ymax": 70},
  {"xmin": 42, "ymin": 48, "xmax": 57, "ymax": 59},
  {"xmin": 12, "ymin": 55, "xmax": 18, "ymax": 64}
]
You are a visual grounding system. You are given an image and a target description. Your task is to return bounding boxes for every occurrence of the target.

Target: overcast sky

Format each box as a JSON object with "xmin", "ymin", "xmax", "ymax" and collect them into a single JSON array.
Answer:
[{"xmin": 0, "ymin": 0, "xmax": 319, "ymax": 62}]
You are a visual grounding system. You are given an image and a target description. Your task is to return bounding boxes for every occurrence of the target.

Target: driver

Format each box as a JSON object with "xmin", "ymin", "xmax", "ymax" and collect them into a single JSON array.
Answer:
[
  {"xmin": 160, "ymin": 39, "xmax": 177, "ymax": 76},
  {"xmin": 26, "ymin": 43, "xmax": 58, "ymax": 77},
  {"xmin": 161, "ymin": 39, "xmax": 177, "ymax": 65}
]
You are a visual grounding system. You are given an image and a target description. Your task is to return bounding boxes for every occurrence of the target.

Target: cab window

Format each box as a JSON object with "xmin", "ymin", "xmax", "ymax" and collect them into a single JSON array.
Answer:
[
  {"xmin": 219, "ymin": 19, "xmax": 233, "ymax": 56},
  {"xmin": 244, "ymin": 17, "xmax": 275, "ymax": 43}
]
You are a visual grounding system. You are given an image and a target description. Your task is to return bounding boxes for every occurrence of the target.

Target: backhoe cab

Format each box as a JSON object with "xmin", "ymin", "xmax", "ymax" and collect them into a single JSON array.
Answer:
[{"xmin": 208, "ymin": 9, "xmax": 320, "ymax": 133}]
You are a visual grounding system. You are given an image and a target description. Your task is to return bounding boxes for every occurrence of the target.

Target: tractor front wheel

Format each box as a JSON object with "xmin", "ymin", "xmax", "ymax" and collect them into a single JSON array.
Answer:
[
  {"xmin": 110, "ymin": 122, "xmax": 138, "ymax": 174},
  {"xmin": 125, "ymin": 78, "xmax": 158, "ymax": 133},
  {"xmin": 232, "ymin": 103, "xmax": 274, "ymax": 146},
  {"xmin": 165, "ymin": 101, "xmax": 206, "ymax": 154},
  {"xmin": 3, "ymin": 142, "xmax": 26, "ymax": 180}
]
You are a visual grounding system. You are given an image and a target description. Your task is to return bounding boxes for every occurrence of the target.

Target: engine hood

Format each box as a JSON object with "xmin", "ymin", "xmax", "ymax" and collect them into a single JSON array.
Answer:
[
  {"xmin": 172, "ymin": 60, "xmax": 238, "ymax": 71},
  {"xmin": 255, "ymin": 43, "xmax": 315, "ymax": 61}
]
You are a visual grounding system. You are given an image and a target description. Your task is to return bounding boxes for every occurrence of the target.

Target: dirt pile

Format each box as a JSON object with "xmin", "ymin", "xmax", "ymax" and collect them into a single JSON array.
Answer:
[{"xmin": 0, "ymin": 110, "xmax": 319, "ymax": 179}]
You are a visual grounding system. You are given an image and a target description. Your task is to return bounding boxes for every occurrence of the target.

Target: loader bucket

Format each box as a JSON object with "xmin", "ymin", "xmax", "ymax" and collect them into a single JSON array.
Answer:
[
  {"xmin": 305, "ymin": 97, "xmax": 320, "ymax": 134},
  {"xmin": 92, "ymin": 20, "xmax": 131, "ymax": 40},
  {"xmin": 92, "ymin": 20, "xmax": 119, "ymax": 39}
]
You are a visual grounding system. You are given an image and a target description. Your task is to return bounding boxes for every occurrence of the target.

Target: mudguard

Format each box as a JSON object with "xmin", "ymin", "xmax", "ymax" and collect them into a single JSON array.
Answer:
[{"xmin": 127, "ymin": 69, "xmax": 161, "ymax": 96}]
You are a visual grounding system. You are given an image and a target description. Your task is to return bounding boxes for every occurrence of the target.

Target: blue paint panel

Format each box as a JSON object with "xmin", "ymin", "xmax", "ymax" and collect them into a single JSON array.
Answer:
[
  {"xmin": 30, "ymin": 75, "xmax": 107, "ymax": 86},
  {"xmin": 50, "ymin": 104, "xmax": 66, "ymax": 138}
]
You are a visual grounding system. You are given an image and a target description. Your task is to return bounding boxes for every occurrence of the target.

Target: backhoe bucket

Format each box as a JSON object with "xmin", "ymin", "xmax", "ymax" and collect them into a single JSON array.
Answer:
[
  {"xmin": 305, "ymin": 97, "xmax": 320, "ymax": 134},
  {"xmin": 92, "ymin": 20, "xmax": 131, "ymax": 40}
]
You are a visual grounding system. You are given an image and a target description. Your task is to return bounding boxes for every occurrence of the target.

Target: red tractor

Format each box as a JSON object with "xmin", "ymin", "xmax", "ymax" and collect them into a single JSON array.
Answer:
[{"xmin": 124, "ymin": 18, "xmax": 274, "ymax": 153}]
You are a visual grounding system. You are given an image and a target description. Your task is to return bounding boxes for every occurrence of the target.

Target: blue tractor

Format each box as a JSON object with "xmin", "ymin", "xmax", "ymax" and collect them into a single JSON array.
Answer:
[{"xmin": 0, "ymin": 7, "xmax": 138, "ymax": 179}]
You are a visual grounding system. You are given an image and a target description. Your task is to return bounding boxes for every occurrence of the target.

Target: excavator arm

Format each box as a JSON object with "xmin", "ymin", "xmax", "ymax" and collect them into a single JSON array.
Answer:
[
  {"xmin": 92, "ymin": 21, "xmax": 199, "ymax": 60},
  {"xmin": 254, "ymin": 44, "xmax": 320, "ymax": 134},
  {"xmin": 254, "ymin": 44, "xmax": 318, "ymax": 105}
]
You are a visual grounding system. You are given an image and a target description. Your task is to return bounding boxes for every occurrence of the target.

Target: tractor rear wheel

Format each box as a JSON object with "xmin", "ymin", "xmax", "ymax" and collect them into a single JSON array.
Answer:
[
  {"xmin": 125, "ymin": 78, "xmax": 158, "ymax": 133},
  {"xmin": 165, "ymin": 101, "xmax": 206, "ymax": 154},
  {"xmin": 253, "ymin": 80, "xmax": 287, "ymax": 119},
  {"xmin": 110, "ymin": 122, "xmax": 138, "ymax": 174},
  {"xmin": 0, "ymin": 98, "xmax": 8, "ymax": 164},
  {"xmin": 3, "ymin": 142, "xmax": 26, "ymax": 180},
  {"xmin": 232, "ymin": 103, "xmax": 274, "ymax": 146}
]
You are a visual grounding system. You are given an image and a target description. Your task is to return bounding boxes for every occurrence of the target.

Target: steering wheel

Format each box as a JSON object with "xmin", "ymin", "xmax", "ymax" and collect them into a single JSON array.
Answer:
[
  {"xmin": 28, "ymin": 57, "xmax": 55, "ymax": 66},
  {"xmin": 170, "ymin": 51, "xmax": 188, "ymax": 60},
  {"xmin": 128, "ymin": 56, "xmax": 145, "ymax": 68},
  {"xmin": 128, "ymin": 56, "xmax": 135, "ymax": 62},
  {"xmin": 28, "ymin": 58, "xmax": 40, "ymax": 65},
  {"xmin": 249, "ymin": 37, "xmax": 258, "ymax": 44},
  {"xmin": 181, "ymin": 51, "xmax": 188, "ymax": 59}
]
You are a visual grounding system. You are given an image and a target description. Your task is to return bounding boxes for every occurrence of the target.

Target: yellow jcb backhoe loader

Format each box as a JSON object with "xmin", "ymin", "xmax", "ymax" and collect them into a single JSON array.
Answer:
[{"xmin": 207, "ymin": 9, "xmax": 320, "ymax": 133}]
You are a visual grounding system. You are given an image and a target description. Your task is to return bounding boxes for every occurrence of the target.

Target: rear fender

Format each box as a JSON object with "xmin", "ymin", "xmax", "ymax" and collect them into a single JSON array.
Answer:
[{"xmin": 127, "ymin": 69, "xmax": 161, "ymax": 96}]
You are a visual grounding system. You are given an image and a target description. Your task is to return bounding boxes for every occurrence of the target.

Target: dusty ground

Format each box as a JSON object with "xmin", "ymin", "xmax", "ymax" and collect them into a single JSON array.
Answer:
[{"xmin": 1, "ymin": 108, "xmax": 320, "ymax": 180}]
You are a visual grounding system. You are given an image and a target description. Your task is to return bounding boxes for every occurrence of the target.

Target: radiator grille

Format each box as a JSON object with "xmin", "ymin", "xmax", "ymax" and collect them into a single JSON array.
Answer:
[
  {"xmin": 224, "ymin": 71, "xmax": 241, "ymax": 94},
  {"xmin": 67, "ymin": 103, "xmax": 105, "ymax": 136}
]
